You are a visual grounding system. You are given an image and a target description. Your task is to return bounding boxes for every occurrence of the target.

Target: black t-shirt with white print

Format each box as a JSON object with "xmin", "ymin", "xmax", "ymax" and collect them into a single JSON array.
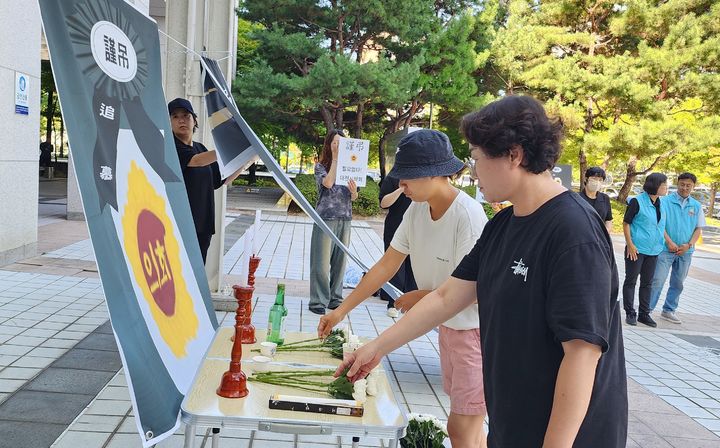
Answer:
[{"xmin": 452, "ymin": 191, "xmax": 627, "ymax": 448}]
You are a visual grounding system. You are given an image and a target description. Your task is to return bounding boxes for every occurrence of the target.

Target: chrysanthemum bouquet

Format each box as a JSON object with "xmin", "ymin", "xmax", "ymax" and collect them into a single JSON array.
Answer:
[
  {"xmin": 248, "ymin": 367, "xmax": 380, "ymax": 402},
  {"xmin": 252, "ymin": 328, "xmax": 349, "ymax": 359},
  {"xmin": 400, "ymin": 413, "xmax": 448, "ymax": 448}
]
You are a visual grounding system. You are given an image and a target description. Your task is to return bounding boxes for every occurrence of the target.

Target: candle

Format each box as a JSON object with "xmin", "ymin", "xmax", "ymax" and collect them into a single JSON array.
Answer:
[
  {"xmin": 253, "ymin": 210, "xmax": 262, "ymax": 256},
  {"xmin": 238, "ymin": 226, "xmax": 253, "ymax": 286}
]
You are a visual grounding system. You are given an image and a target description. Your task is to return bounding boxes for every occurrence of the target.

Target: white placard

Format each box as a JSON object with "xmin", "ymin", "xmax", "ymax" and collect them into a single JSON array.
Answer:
[
  {"xmin": 336, "ymin": 137, "xmax": 370, "ymax": 187},
  {"xmin": 15, "ymin": 72, "xmax": 29, "ymax": 115}
]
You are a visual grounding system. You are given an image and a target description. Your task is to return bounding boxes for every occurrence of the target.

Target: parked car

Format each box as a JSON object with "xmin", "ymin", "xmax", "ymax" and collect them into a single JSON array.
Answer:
[
  {"xmin": 604, "ymin": 187, "xmax": 619, "ymax": 199},
  {"xmin": 366, "ymin": 170, "xmax": 381, "ymax": 182}
]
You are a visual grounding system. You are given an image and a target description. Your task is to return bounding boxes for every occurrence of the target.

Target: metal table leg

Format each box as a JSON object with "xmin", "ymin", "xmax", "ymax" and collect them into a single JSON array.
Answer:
[
  {"xmin": 211, "ymin": 427, "xmax": 220, "ymax": 448},
  {"xmin": 387, "ymin": 437, "xmax": 398, "ymax": 448},
  {"xmin": 183, "ymin": 424, "xmax": 197, "ymax": 448},
  {"xmin": 351, "ymin": 436, "xmax": 360, "ymax": 448}
]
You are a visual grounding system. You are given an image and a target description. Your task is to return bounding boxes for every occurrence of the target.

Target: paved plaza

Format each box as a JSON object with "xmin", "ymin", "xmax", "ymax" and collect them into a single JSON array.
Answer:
[{"xmin": 1, "ymin": 184, "xmax": 720, "ymax": 447}]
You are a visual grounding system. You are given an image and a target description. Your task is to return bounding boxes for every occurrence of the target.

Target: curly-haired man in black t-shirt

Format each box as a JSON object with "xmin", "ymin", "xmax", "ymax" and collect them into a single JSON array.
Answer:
[{"xmin": 336, "ymin": 95, "xmax": 628, "ymax": 448}]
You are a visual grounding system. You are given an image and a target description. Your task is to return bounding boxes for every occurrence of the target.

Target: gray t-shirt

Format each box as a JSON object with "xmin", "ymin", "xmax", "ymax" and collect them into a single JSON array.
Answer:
[{"xmin": 314, "ymin": 163, "xmax": 352, "ymax": 220}]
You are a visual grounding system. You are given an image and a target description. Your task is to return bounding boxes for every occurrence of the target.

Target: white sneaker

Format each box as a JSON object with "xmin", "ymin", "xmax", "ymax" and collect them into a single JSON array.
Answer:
[
  {"xmin": 660, "ymin": 311, "xmax": 682, "ymax": 324},
  {"xmin": 386, "ymin": 307, "xmax": 399, "ymax": 318}
]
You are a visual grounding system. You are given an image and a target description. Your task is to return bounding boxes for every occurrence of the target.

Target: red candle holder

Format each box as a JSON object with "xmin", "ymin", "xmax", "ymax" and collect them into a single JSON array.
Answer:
[
  {"xmin": 230, "ymin": 279, "xmax": 256, "ymax": 344},
  {"xmin": 217, "ymin": 285, "xmax": 253, "ymax": 398},
  {"xmin": 248, "ymin": 255, "xmax": 261, "ymax": 288}
]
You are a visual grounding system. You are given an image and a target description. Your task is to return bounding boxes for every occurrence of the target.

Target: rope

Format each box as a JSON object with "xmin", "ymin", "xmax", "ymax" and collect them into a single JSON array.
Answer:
[{"xmin": 158, "ymin": 29, "xmax": 232, "ymax": 62}]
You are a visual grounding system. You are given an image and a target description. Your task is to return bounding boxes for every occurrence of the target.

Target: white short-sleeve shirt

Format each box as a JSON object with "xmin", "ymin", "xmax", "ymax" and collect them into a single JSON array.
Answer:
[{"xmin": 391, "ymin": 190, "xmax": 488, "ymax": 330}]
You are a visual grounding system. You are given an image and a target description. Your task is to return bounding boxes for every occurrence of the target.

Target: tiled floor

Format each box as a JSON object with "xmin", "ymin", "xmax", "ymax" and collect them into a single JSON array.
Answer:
[
  {"xmin": 5, "ymin": 199, "xmax": 720, "ymax": 447},
  {"xmin": 624, "ymin": 329, "xmax": 720, "ymax": 436},
  {"xmin": 225, "ymin": 216, "xmax": 384, "ymax": 280},
  {"xmin": 51, "ymin": 294, "xmax": 450, "ymax": 447},
  {"xmin": 0, "ymin": 271, "xmax": 106, "ymax": 402}
]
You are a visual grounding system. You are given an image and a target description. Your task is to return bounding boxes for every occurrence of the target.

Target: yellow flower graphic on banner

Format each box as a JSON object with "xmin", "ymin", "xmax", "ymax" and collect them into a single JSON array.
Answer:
[{"xmin": 121, "ymin": 161, "xmax": 198, "ymax": 357}]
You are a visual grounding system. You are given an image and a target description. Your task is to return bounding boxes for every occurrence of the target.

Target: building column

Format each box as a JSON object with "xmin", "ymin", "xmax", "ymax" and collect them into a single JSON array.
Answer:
[{"xmin": 0, "ymin": 3, "xmax": 41, "ymax": 264}]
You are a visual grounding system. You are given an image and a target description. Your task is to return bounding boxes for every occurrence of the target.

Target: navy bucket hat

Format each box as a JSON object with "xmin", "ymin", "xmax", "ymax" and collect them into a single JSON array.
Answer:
[{"xmin": 387, "ymin": 129, "xmax": 465, "ymax": 180}]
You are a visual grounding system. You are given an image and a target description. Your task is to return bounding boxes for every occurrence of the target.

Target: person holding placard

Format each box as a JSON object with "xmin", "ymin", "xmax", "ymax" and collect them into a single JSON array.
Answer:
[{"xmin": 308, "ymin": 129, "xmax": 359, "ymax": 315}]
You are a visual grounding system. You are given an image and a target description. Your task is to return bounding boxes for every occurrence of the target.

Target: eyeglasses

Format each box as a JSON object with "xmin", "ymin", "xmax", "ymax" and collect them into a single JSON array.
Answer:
[{"xmin": 465, "ymin": 158, "xmax": 478, "ymax": 180}]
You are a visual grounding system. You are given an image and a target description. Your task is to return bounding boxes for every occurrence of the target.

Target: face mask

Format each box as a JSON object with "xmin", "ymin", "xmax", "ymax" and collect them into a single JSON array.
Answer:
[{"xmin": 586, "ymin": 179, "xmax": 601, "ymax": 192}]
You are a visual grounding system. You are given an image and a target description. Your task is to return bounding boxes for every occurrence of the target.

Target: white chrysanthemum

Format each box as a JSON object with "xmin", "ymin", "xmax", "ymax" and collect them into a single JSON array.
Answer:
[{"xmin": 366, "ymin": 374, "xmax": 378, "ymax": 396}]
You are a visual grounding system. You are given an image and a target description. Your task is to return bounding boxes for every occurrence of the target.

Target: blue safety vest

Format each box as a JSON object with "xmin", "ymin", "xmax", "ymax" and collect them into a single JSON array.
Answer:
[
  {"xmin": 664, "ymin": 192, "xmax": 702, "ymax": 254},
  {"xmin": 630, "ymin": 192, "xmax": 667, "ymax": 256}
]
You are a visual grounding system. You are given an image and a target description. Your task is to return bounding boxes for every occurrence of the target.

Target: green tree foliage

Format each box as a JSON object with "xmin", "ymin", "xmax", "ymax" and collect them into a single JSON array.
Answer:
[
  {"xmin": 486, "ymin": 0, "xmax": 720, "ymax": 203},
  {"xmin": 233, "ymin": 0, "xmax": 491, "ymax": 178}
]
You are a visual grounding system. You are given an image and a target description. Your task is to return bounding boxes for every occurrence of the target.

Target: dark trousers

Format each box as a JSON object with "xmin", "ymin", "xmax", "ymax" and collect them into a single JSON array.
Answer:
[
  {"xmin": 380, "ymin": 235, "xmax": 417, "ymax": 308},
  {"xmin": 623, "ymin": 249, "xmax": 658, "ymax": 316},
  {"xmin": 197, "ymin": 233, "xmax": 212, "ymax": 264}
]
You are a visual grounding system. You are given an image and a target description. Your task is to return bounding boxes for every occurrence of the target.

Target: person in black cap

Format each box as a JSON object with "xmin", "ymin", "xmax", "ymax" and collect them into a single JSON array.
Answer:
[
  {"xmin": 169, "ymin": 98, "xmax": 240, "ymax": 264},
  {"xmin": 337, "ymin": 96, "xmax": 628, "ymax": 448},
  {"xmin": 318, "ymin": 129, "xmax": 489, "ymax": 448},
  {"xmin": 580, "ymin": 167, "xmax": 613, "ymax": 232}
]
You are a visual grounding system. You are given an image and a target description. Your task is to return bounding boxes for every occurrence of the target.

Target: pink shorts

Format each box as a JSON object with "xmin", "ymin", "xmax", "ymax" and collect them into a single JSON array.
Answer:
[{"xmin": 439, "ymin": 325, "xmax": 486, "ymax": 416}]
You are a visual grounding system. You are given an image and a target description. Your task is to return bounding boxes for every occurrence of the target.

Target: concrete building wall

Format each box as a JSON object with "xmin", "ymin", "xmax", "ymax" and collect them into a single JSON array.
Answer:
[{"xmin": 0, "ymin": 2, "xmax": 41, "ymax": 264}]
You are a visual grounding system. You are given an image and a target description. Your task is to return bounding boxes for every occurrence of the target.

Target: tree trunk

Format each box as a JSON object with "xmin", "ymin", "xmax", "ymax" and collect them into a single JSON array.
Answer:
[
  {"xmin": 45, "ymin": 89, "xmax": 55, "ymax": 143},
  {"xmin": 248, "ymin": 163, "xmax": 257, "ymax": 185},
  {"xmin": 617, "ymin": 158, "xmax": 638, "ymax": 204},
  {"xmin": 708, "ymin": 185, "xmax": 716, "ymax": 218},
  {"xmin": 579, "ymin": 148, "xmax": 588, "ymax": 191},
  {"xmin": 378, "ymin": 134, "xmax": 387, "ymax": 180},
  {"xmin": 59, "ymin": 114, "xmax": 65, "ymax": 158},
  {"xmin": 354, "ymin": 102, "xmax": 364, "ymax": 138},
  {"xmin": 320, "ymin": 106, "xmax": 334, "ymax": 132},
  {"xmin": 334, "ymin": 108, "xmax": 344, "ymax": 130}
]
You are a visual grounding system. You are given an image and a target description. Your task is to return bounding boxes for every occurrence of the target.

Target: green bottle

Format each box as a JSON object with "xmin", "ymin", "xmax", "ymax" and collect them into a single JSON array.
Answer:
[{"xmin": 267, "ymin": 283, "xmax": 288, "ymax": 345}]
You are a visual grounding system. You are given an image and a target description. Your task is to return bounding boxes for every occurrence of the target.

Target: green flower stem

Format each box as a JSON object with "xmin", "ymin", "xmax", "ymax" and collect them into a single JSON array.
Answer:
[
  {"xmin": 248, "ymin": 377, "xmax": 327, "ymax": 394},
  {"xmin": 276, "ymin": 337, "xmax": 322, "ymax": 347}
]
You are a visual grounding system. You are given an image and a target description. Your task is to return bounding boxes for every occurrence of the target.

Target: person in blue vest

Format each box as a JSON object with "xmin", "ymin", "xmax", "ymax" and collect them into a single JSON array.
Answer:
[
  {"xmin": 622, "ymin": 172, "xmax": 668, "ymax": 327},
  {"xmin": 649, "ymin": 172, "xmax": 705, "ymax": 324}
]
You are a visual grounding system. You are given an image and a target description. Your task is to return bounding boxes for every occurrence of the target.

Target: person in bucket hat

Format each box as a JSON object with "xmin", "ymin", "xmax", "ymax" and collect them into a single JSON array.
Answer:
[{"xmin": 318, "ymin": 129, "xmax": 489, "ymax": 448}]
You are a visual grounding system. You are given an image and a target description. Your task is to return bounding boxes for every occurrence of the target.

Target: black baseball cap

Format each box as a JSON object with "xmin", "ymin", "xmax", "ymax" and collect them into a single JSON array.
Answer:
[
  {"xmin": 168, "ymin": 98, "xmax": 197, "ymax": 117},
  {"xmin": 387, "ymin": 129, "xmax": 465, "ymax": 180}
]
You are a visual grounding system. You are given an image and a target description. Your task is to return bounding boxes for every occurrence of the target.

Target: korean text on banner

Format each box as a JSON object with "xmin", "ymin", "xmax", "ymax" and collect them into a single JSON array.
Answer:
[
  {"xmin": 336, "ymin": 137, "xmax": 370, "ymax": 187},
  {"xmin": 38, "ymin": 1, "xmax": 218, "ymax": 446}
]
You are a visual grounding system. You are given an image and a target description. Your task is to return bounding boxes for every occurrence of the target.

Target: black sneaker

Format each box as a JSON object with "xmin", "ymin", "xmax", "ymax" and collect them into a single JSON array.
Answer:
[
  {"xmin": 625, "ymin": 313, "xmax": 637, "ymax": 326},
  {"xmin": 328, "ymin": 301, "xmax": 342, "ymax": 310},
  {"xmin": 638, "ymin": 313, "xmax": 657, "ymax": 328},
  {"xmin": 308, "ymin": 306, "xmax": 326, "ymax": 315}
]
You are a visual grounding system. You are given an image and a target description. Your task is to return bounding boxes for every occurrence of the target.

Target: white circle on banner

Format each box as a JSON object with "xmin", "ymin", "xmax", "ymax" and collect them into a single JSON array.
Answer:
[{"xmin": 90, "ymin": 21, "xmax": 137, "ymax": 82}]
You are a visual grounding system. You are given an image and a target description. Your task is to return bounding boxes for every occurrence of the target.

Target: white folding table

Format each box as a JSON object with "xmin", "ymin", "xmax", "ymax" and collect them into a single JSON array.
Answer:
[{"xmin": 181, "ymin": 328, "xmax": 407, "ymax": 447}]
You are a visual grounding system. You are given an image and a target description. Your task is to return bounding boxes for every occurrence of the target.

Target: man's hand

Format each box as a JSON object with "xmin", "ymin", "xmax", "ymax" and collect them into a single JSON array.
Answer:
[
  {"xmin": 626, "ymin": 244, "xmax": 639, "ymax": 261},
  {"xmin": 335, "ymin": 340, "xmax": 384, "ymax": 382},
  {"xmin": 318, "ymin": 309, "xmax": 344, "ymax": 339},
  {"xmin": 394, "ymin": 290, "xmax": 430, "ymax": 313},
  {"xmin": 676, "ymin": 243, "xmax": 691, "ymax": 256},
  {"xmin": 667, "ymin": 240, "xmax": 679, "ymax": 253}
]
